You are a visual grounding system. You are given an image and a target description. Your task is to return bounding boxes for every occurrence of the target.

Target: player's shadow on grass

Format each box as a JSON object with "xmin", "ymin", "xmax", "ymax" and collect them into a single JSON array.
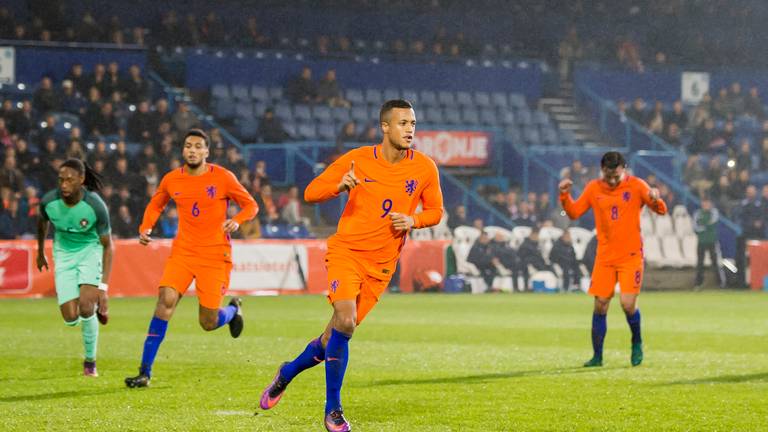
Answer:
[
  {"xmin": 662, "ymin": 372, "xmax": 768, "ymax": 386},
  {"xmin": 366, "ymin": 367, "xmax": 599, "ymax": 387},
  {"xmin": 0, "ymin": 387, "xmax": 143, "ymax": 403}
]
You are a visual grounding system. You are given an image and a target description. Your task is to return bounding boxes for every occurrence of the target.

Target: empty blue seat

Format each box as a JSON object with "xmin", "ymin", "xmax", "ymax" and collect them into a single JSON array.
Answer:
[
  {"xmin": 282, "ymin": 121, "xmax": 297, "ymax": 139},
  {"xmin": 480, "ymin": 107, "xmax": 498, "ymax": 125},
  {"xmin": 317, "ymin": 123, "xmax": 336, "ymax": 141},
  {"xmin": 345, "ymin": 89, "xmax": 365, "ymax": 105},
  {"xmin": 294, "ymin": 104, "xmax": 313, "ymax": 122},
  {"xmin": 474, "ymin": 91, "xmax": 491, "ymax": 107},
  {"xmin": 214, "ymin": 97, "xmax": 235, "ymax": 119},
  {"xmin": 509, "ymin": 93, "xmax": 527, "ymax": 109},
  {"xmin": 533, "ymin": 110, "xmax": 550, "ymax": 126},
  {"xmin": 253, "ymin": 101, "xmax": 267, "ymax": 117},
  {"xmin": 231, "ymin": 84, "xmax": 250, "ymax": 101},
  {"xmin": 426, "ymin": 107, "xmax": 444, "ymax": 124},
  {"xmin": 235, "ymin": 101, "xmax": 254, "ymax": 119},
  {"xmin": 541, "ymin": 127, "xmax": 559, "ymax": 145},
  {"xmin": 297, "ymin": 122, "xmax": 317, "ymax": 140},
  {"xmin": 516, "ymin": 109, "xmax": 532, "ymax": 126},
  {"xmin": 456, "ymin": 91, "xmax": 474, "ymax": 107},
  {"xmin": 312, "ymin": 105, "xmax": 332, "ymax": 122},
  {"xmin": 523, "ymin": 126, "xmax": 541, "ymax": 145},
  {"xmin": 461, "ymin": 107, "xmax": 480, "ymax": 125},
  {"xmin": 250, "ymin": 85, "xmax": 269, "ymax": 102},
  {"xmin": 444, "ymin": 107, "xmax": 461, "ymax": 124},
  {"xmin": 498, "ymin": 109, "xmax": 516, "ymax": 125},
  {"xmin": 504, "ymin": 126, "xmax": 521, "ymax": 143},
  {"xmin": 238, "ymin": 118, "xmax": 258, "ymax": 140},
  {"xmin": 268, "ymin": 87, "xmax": 284, "ymax": 102},
  {"xmin": 402, "ymin": 89, "xmax": 419, "ymax": 104},
  {"xmin": 491, "ymin": 92, "xmax": 508, "ymax": 108},
  {"xmin": 350, "ymin": 106, "xmax": 368, "ymax": 122},
  {"xmin": 383, "ymin": 88, "xmax": 400, "ymax": 101},
  {"xmin": 332, "ymin": 107, "xmax": 350, "ymax": 122},
  {"xmin": 365, "ymin": 89, "xmax": 382, "ymax": 104},
  {"xmin": 274, "ymin": 103, "xmax": 293, "ymax": 121},
  {"xmin": 438, "ymin": 90, "xmax": 456, "ymax": 106},
  {"xmin": 288, "ymin": 224, "xmax": 311, "ymax": 239},
  {"xmin": 559, "ymin": 129, "xmax": 577, "ymax": 146},
  {"xmin": 420, "ymin": 90, "xmax": 438, "ymax": 107},
  {"xmin": 211, "ymin": 84, "xmax": 230, "ymax": 99}
]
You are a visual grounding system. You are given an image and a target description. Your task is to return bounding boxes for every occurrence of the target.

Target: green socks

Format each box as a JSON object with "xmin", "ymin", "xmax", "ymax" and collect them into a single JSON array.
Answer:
[{"xmin": 80, "ymin": 314, "xmax": 99, "ymax": 361}]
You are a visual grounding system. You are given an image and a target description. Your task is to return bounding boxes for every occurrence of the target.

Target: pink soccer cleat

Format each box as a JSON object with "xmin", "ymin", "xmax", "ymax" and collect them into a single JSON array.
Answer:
[
  {"xmin": 259, "ymin": 362, "xmax": 289, "ymax": 410},
  {"xmin": 83, "ymin": 360, "xmax": 98, "ymax": 377},
  {"xmin": 325, "ymin": 409, "xmax": 351, "ymax": 432}
]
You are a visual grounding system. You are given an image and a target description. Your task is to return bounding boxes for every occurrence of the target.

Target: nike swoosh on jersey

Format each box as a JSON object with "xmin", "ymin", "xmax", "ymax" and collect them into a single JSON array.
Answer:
[{"xmin": 364, "ymin": 178, "xmax": 376, "ymax": 183}]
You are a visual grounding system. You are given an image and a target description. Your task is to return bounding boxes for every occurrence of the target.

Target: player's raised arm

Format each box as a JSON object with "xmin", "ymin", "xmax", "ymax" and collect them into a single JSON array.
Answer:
[
  {"xmin": 138, "ymin": 174, "xmax": 171, "ymax": 243},
  {"xmin": 411, "ymin": 160, "xmax": 444, "ymax": 228},
  {"xmin": 638, "ymin": 179, "xmax": 668, "ymax": 215},
  {"xmin": 559, "ymin": 179, "xmax": 593, "ymax": 220},
  {"xmin": 304, "ymin": 153, "xmax": 359, "ymax": 203},
  {"xmin": 223, "ymin": 170, "xmax": 259, "ymax": 232}
]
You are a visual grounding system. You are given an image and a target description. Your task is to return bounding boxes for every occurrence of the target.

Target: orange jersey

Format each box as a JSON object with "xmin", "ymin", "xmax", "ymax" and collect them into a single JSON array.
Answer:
[
  {"xmin": 305, "ymin": 145, "xmax": 444, "ymax": 263},
  {"xmin": 139, "ymin": 164, "xmax": 258, "ymax": 260},
  {"xmin": 560, "ymin": 175, "xmax": 667, "ymax": 264}
]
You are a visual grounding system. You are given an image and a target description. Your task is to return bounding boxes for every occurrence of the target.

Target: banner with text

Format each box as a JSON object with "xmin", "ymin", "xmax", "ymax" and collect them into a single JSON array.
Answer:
[
  {"xmin": 414, "ymin": 130, "xmax": 491, "ymax": 166},
  {"xmin": 230, "ymin": 243, "xmax": 309, "ymax": 291}
]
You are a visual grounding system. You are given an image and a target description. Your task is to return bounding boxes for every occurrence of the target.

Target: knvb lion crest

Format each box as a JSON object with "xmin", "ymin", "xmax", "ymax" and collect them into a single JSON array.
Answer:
[
  {"xmin": 405, "ymin": 179, "xmax": 418, "ymax": 196},
  {"xmin": 622, "ymin": 191, "xmax": 631, "ymax": 202},
  {"xmin": 206, "ymin": 185, "xmax": 217, "ymax": 199},
  {"xmin": 330, "ymin": 279, "xmax": 340, "ymax": 293}
]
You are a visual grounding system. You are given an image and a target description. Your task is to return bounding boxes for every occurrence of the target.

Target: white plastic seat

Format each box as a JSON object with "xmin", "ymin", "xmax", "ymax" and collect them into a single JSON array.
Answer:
[
  {"xmin": 641, "ymin": 209, "xmax": 655, "ymax": 237},
  {"xmin": 672, "ymin": 204, "xmax": 689, "ymax": 218},
  {"xmin": 674, "ymin": 214, "xmax": 694, "ymax": 237},
  {"xmin": 661, "ymin": 236, "xmax": 686, "ymax": 268},
  {"xmin": 680, "ymin": 234, "xmax": 698, "ymax": 267},
  {"xmin": 654, "ymin": 214, "xmax": 675, "ymax": 237},
  {"xmin": 511, "ymin": 226, "xmax": 532, "ymax": 249},
  {"xmin": 539, "ymin": 226, "xmax": 564, "ymax": 242},
  {"xmin": 410, "ymin": 228, "xmax": 432, "ymax": 240},
  {"xmin": 568, "ymin": 227, "xmax": 593, "ymax": 261},
  {"xmin": 484, "ymin": 225, "xmax": 513, "ymax": 242},
  {"xmin": 643, "ymin": 236, "xmax": 664, "ymax": 268},
  {"xmin": 454, "ymin": 226, "xmax": 481, "ymax": 244}
]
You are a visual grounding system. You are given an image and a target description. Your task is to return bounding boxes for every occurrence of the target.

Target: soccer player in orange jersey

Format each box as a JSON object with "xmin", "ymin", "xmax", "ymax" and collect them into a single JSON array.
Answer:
[
  {"xmin": 259, "ymin": 100, "xmax": 444, "ymax": 431},
  {"xmin": 559, "ymin": 151, "xmax": 667, "ymax": 368},
  {"xmin": 125, "ymin": 129, "xmax": 258, "ymax": 388}
]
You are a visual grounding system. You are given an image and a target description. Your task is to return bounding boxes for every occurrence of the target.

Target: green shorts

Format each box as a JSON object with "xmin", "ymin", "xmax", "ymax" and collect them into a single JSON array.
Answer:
[{"xmin": 53, "ymin": 244, "xmax": 103, "ymax": 305}]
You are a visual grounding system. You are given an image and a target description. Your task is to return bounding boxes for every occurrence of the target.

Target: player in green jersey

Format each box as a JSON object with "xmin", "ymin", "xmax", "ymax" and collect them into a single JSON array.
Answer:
[{"xmin": 36, "ymin": 158, "xmax": 114, "ymax": 377}]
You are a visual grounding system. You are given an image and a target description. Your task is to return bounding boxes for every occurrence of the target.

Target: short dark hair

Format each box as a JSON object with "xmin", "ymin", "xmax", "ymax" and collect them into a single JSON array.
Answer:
[
  {"xmin": 600, "ymin": 151, "xmax": 626, "ymax": 169},
  {"xmin": 184, "ymin": 128, "xmax": 209, "ymax": 147},
  {"xmin": 379, "ymin": 99, "xmax": 413, "ymax": 124}
]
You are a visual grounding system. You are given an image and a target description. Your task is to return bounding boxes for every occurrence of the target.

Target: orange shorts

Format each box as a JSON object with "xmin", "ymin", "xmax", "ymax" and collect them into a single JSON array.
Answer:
[
  {"xmin": 325, "ymin": 249, "xmax": 396, "ymax": 325},
  {"xmin": 159, "ymin": 254, "xmax": 232, "ymax": 309},
  {"xmin": 588, "ymin": 255, "xmax": 644, "ymax": 298}
]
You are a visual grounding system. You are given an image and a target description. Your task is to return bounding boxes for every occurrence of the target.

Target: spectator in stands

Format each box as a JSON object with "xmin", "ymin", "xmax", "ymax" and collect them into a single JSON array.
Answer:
[
  {"xmin": 255, "ymin": 183, "xmax": 279, "ymax": 225},
  {"xmin": 693, "ymin": 197, "xmax": 725, "ymax": 289},
  {"xmin": 33, "ymin": 76, "xmax": 59, "ymax": 114},
  {"xmin": 472, "ymin": 218, "xmax": 484, "ymax": 231},
  {"xmin": 684, "ymin": 154, "xmax": 710, "ymax": 198},
  {"xmin": 104, "ymin": 62, "xmax": 122, "ymax": 97},
  {"xmin": 617, "ymin": 37, "xmax": 643, "ymax": 72},
  {"xmin": 78, "ymin": 12, "xmax": 101, "ymax": 42},
  {"xmin": 113, "ymin": 156, "xmax": 146, "ymax": 196},
  {"xmin": 720, "ymin": 120, "xmax": 735, "ymax": 152},
  {"xmin": 223, "ymin": 146, "xmax": 247, "ymax": 175},
  {"xmin": 735, "ymin": 184, "xmax": 762, "ymax": 286},
  {"xmin": 0, "ymin": 197, "xmax": 23, "ymax": 239},
  {"xmin": 201, "ymin": 11, "xmax": 226, "ymax": 45},
  {"xmin": 357, "ymin": 124, "xmax": 379, "ymax": 143},
  {"xmin": 335, "ymin": 120, "xmax": 358, "ymax": 153},
  {"xmin": 91, "ymin": 64, "xmax": 108, "ymax": 97},
  {"xmin": 112, "ymin": 204, "xmax": 136, "ymax": 238},
  {"xmin": 286, "ymin": 66, "xmax": 317, "ymax": 104},
  {"xmin": 727, "ymin": 82, "xmax": 745, "ymax": 117},
  {"xmin": 549, "ymin": 230, "xmax": 580, "ymax": 291},
  {"xmin": 143, "ymin": 162, "xmax": 160, "ymax": 188},
  {"xmin": 90, "ymin": 102, "xmax": 119, "ymax": 136},
  {"xmin": 536, "ymin": 192, "xmax": 551, "ymax": 222},
  {"xmin": 626, "ymin": 98, "xmax": 647, "ymax": 125},
  {"xmin": 665, "ymin": 100, "xmax": 688, "ymax": 131},
  {"xmin": 256, "ymin": 108, "xmax": 290, "ymax": 143},
  {"xmin": 646, "ymin": 101, "xmax": 664, "ymax": 134},
  {"xmin": 665, "ymin": 123, "xmax": 681, "ymax": 147},
  {"xmin": 690, "ymin": 118, "xmax": 718, "ymax": 154},
  {"xmin": 15, "ymin": 138, "xmax": 39, "ymax": 175},
  {"xmin": 691, "ymin": 95, "xmax": 712, "ymax": 130},
  {"xmin": 65, "ymin": 140, "xmax": 86, "ymax": 160},
  {"xmin": 760, "ymin": 138, "xmax": 768, "ymax": 171},
  {"xmin": 22, "ymin": 185, "xmax": 39, "ymax": 222},
  {"xmin": 59, "ymin": 79, "xmax": 85, "ymax": 115},
  {"xmin": 0, "ymin": 118, "xmax": 11, "ymax": 148},
  {"xmin": 557, "ymin": 27, "xmax": 583, "ymax": 82},
  {"xmin": 317, "ymin": 69, "xmax": 349, "ymax": 108},
  {"xmin": 122, "ymin": 65, "xmax": 149, "ymax": 104},
  {"xmin": 172, "ymin": 102, "xmax": 199, "ymax": 133},
  {"xmin": 467, "ymin": 230, "xmax": 499, "ymax": 292},
  {"xmin": 518, "ymin": 227, "xmax": 553, "ymax": 291},
  {"xmin": 490, "ymin": 231, "xmax": 521, "ymax": 291},
  {"xmin": 744, "ymin": 87, "xmax": 764, "ymax": 119},
  {"xmin": 253, "ymin": 160, "xmax": 270, "ymax": 185},
  {"xmin": 712, "ymin": 87, "xmax": 731, "ymax": 119},
  {"xmin": 728, "ymin": 169, "xmax": 750, "ymax": 203},
  {"xmin": 241, "ymin": 16, "xmax": 270, "ymax": 48},
  {"xmin": 209, "ymin": 141, "xmax": 226, "ymax": 166},
  {"xmin": 0, "ymin": 154, "xmax": 24, "ymax": 192},
  {"xmin": 505, "ymin": 190, "xmax": 519, "ymax": 220},
  {"xmin": 761, "ymin": 185, "xmax": 768, "ymax": 236},
  {"xmin": 513, "ymin": 201, "xmax": 537, "ymax": 227},
  {"xmin": 570, "ymin": 160, "xmax": 588, "ymax": 192},
  {"xmin": 279, "ymin": 185, "xmax": 306, "ymax": 226},
  {"xmin": 158, "ymin": 206, "xmax": 179, "ymax": 239},
  {"xmin": 66, "ymin": 63, "xmax": 89, "ymax": 96},
  {"xmin": 448, "ymin": 204, "xmax": 469, "ymax": 230},
  {"xmin": 152, "ymin": 99, "xmax": 172, "ymax": 137},
  {"xmin": 490, "ymin": 192, "xmax": 507, "ymax": 216},
  {"xmin": 735, "ymin": 139, "xmax": 754, "ymax": 172},
  {"xmin": 12, "ymin": 100, "xmax": 34, "ymax": 137},
  {"xmin": 128, "ymin": 100, "xmax": 154, "ymax": 142}
]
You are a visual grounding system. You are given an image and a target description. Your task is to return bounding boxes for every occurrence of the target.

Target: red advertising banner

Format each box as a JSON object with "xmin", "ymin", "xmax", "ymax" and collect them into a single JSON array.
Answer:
[{"xmin": 413, "ymin": 130, "xmax": 491, "ymax": 166}]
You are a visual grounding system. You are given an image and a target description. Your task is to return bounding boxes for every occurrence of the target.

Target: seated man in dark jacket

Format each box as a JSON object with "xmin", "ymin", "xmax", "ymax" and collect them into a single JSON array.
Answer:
[
  {"xmin": 490, "ymin": 232, "xmax": 521, "ymax": 291},
  {"xmin": 518, "ymin": 227, "xmax": 553, "ymax": 290},
  {"xmin": 467, "ymin": 231, "xmax": 498, "ymax": 292},
  {"xmin": 549, "ymin": 230, "xmax": 581, "ymax": 291}
]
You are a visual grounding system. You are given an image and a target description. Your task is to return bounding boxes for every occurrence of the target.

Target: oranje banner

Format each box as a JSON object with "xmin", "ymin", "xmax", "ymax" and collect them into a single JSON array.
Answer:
[
  {"xmin": 0, "ymin": 239, "xmax": 449, "ymax": 300},
  {"xmin": 413, "ymin": 130, "xmax": 491, "ymax": 166},
  {"xmin": 747, "ymin": 240, "xmax": 768, "ymax": 291}
]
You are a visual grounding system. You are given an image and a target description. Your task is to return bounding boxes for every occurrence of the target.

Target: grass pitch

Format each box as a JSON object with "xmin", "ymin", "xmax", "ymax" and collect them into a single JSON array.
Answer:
[{"xmin": 1, "ymin": 291, "xmax": 766, "ymax": 431}]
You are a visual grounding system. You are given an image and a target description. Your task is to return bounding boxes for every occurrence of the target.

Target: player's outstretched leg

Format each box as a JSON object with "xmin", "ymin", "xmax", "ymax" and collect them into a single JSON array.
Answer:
[
  {"xmin": 260, "ymin": 336, "xmax": 325, "ymax": 410},
  {"xmin": 584, "ymin": 312, "xmax": 606, "ymax": 367},
  {"xmin": 225, "ymin": 297, "xmax": 243, "ymax": 338},
  {"xmin": 125, "ymin": 316, "xmax": 168, "ymax": 388},
  {"xmin": 324, "ymin": 329, "xmax": 352, "ymax": 431},
  {"xmin": 625, "ymin": 309, "xmax": 643, "ymax": 366}
]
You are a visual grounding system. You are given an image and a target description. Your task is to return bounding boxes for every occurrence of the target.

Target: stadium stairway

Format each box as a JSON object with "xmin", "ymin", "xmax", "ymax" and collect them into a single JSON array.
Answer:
[{"xmin": 539, "ymin": 80, "xmax": 610, "ymax": 148}]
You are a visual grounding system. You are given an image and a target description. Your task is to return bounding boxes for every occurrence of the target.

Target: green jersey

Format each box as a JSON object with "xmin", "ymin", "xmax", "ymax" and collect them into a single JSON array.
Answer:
[{"xmin": 40, "ymin": 188, "xmax": 111, "ymax": 253}]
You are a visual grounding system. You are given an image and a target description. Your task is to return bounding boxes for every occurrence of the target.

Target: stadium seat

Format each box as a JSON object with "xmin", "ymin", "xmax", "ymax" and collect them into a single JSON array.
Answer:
[
  {"xmin": 461, "ymin": 107, "xmax": 480, "ymax": 125},
  {"xmin": 523, "ymin": 127, "xmax": 541, "ymax": 145},
  {"xmin": 293, "ymin": 104, "xmax": 313, "ymax": 122},
  {"xmin": 345, "ymin": 89, "xmax": 365, "ymax": 105},
  {"xmin": 438, "ymin": 90, "xmax": 456, "ymax": 106},
  {"xmin": 568, "ymin": 227, "xmax": 593, "ymax": 261},
  {"xmin": 643, "ymin": 236, "xmax": 664, "ymax": 267},
  {"xmin": 214, "ymin": 97, "xmax": 235, "ymax": 119},
  {"xmin": 452, "ymin": 227, "xmax": 482, "ymax": 277},
  {"xmin": 275, "ymin": 103, "xmax": 293, "ymax": 122},
  {"xmin": 234, "ymin": 101, "xmax": 254, "ymax": 119},
  {"xmin": 480, "ymin": 107, "xmax": 498, "ymax": 125},
  {"xmin": 680, "ymin": 234, "xmax": 698, "ymax": 267},
  {"xmin": 253, "ymin": 101, "xmax": 267, "ymax": 117},
  {"xmin": 444, "ymin": 107, "xmax": 461, "ymax": 124},
  {"xmin": 456, "ymin": 91, "xmax": 474, "ymax": 108},
  {"xmin": 454, "ymin": 226, "xmax": 482, "ymax": 244},
  {"xmin": 411, "ymin": 228, "xmax": 433, "ymax": 240},
  {"xmin": 504, "ymin": 126, "xmax": 521, "ymax": 143},
  {"xmin": 511, "ymin": 226, "xmax": 532, "ymax": 249},
  {"xmin": 516, "ymin": 109, "xmax": 533, "ymax": 126},
  {"xmin": 420, "ymin": 90, "xmax": 438, "ymax": 107},
  {"xmin": 641, "ymin": 209, "xmax": 654, "ymax": 237},
  {"xmin": 672, "ymin": 204, "xmax": 689, "ymax": 218},
  {"xmin": 402, "ymin": 89, "xmax": 419, "ymax": 103},
  {"xmin": 484, "ymin": 226, "xmax": 512, "ymax": 241},
  {"xmin": 474, "ymin": 91, "xmax": 491, "ymax": 108},
  {"xmin": 560, "ymin": 129, "xmax": 577, "ymax": 146},
  {"xmin": 268, "ymin": 87, "xmax": 284, "ymax": 102},
  {"xmin": 297, "ymin": 122, "xmax": 317, "ymax": 140},
  {"xmin": 431, "ymin": 215, "xmax": 453, "ymax": 240},
  {"xmin": 654, "ymin": 214, "xmax": 675, "ymax": 237},
  {"xmin": 383, "ymin": 88, "xmax": 400, "ymax": 101},
  {"xmin": 312, "ymin": 105, "xmax": 332, "ymax": 122},
  {"xmin": 539, "ymin": 226, "xmax": 564, "ymax": 242},
  {"xmin": 211, "ymin": 83, "xmax": 230, "ymax": 99},
  {"xmin": 282, "ymin": 121, "xmax": 298, "ymax": 139},
  {"xmin": 425, "ymin": 107, "xmax": 444, "ymax": 124},
  {"xmin": 317, "ymin": 123, "xmax": 336, "ymax": 141},
  {"xmin": 541, "ymin": 127, "xmax": 559, "ymax": 146},
  {"xmin": 332, "ymin": 107, "xmax": 350, "ymax": 122},
  {"xmin": 238, "ymin": 118, "xmax": 258, "ymax": 140},
  {"xmin": 498, "ymin": 110, "xmax": 516, "ymax": 125},
  {"xmin": 365, "ymin": 89, "xmax": 382, "ymax": 105},
  {"xmin": 231, "ymin": 84, "xmax": 250, "ymax": 101},
  {"xmin": 674, "ymin": 213, "xmax": 694, "ymax": 237},
  {"xmin": 533, "ymin": 110, "xmax": 551, "ymax": 126},
  {"xmin": 491, "ymin": 92, "xmax": 508, "ymax": 108},
  {"xmin": 509, "ymin": 93, "xmax": 527, "ymax": 110},
  {"xmin": 250, "ymin": 85, "xmax": 269, "ymax": 102},
  {"xmin": 350, "ymin": 106, "xmax": 368, "ymax": 122},
  {"xmin": 661, "ymin": 236, "xmax": 686, "ymax": 268}
]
